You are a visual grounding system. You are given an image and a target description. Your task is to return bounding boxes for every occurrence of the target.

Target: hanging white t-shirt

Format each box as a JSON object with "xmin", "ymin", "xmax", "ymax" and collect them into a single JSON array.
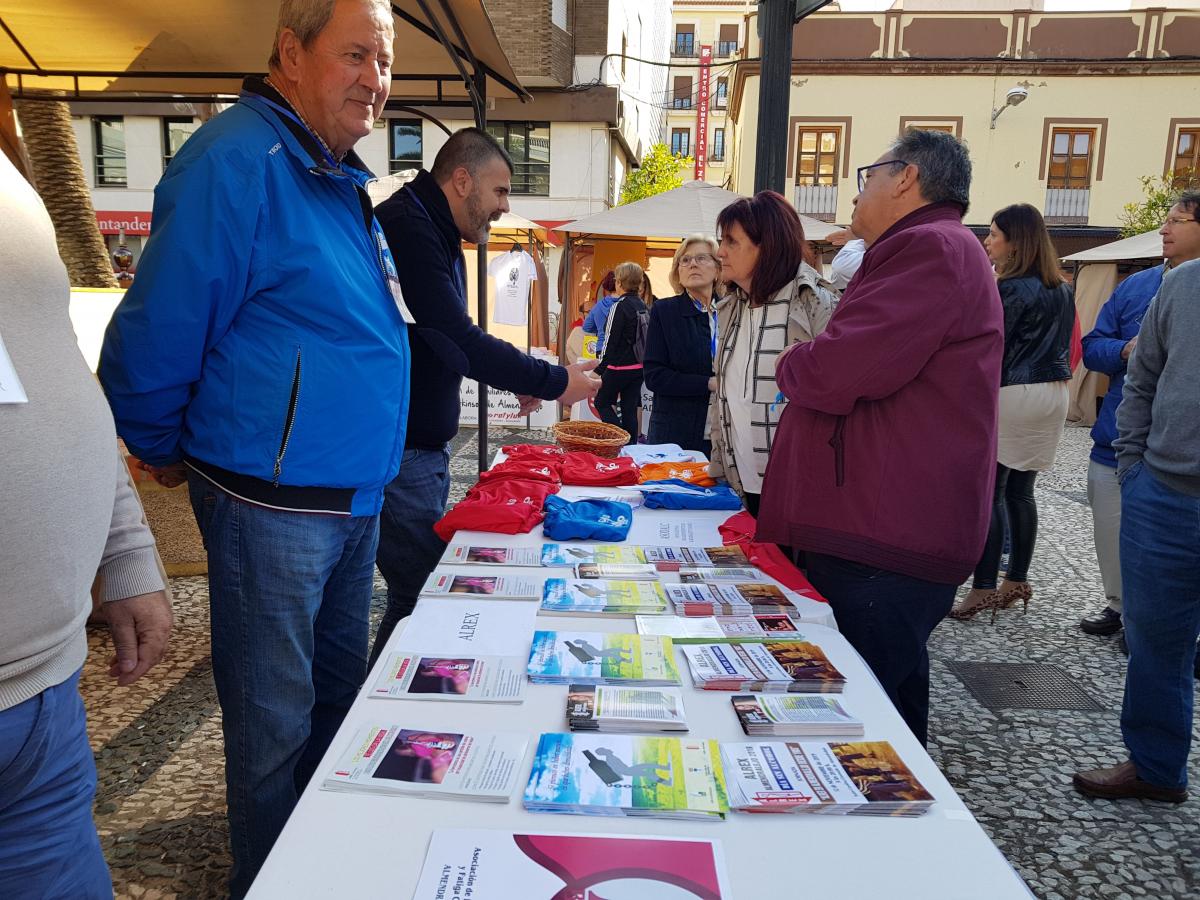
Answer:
[
  {"xmin": 487, "ymin": 249, "xmax": 537, "ymax": 326},
  {"xmin": 722, "ymin": 305, "xmax": 764, "ymax": 494}
]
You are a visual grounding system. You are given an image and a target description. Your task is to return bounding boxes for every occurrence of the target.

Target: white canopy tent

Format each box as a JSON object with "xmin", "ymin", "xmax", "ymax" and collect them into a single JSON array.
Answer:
[{"xmin": 1062, "ymin": 229, "xmax": 1163, "ymax": 425}]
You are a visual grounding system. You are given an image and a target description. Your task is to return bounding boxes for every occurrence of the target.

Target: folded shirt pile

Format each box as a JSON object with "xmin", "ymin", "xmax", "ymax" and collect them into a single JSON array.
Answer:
[
  {"xmin": 638, "ymin": 461, "xmax": 716, "ymax": 487},
  {"xmin": 433, "ymin": 478, "xmax": 559, "ymax": 541},
  {"xmin": 559, "ymin": 452, "xmax": 641, "ymax": 487},
  {"xmin": 501, "ymin": 443, "xmax": 567, "ymax": 463},
  {"xmin": 639, "ymin": 479, "xmax": 742, "ymax": 511},
  {"xmin": 619, "ymin": 443, "xmax": 707, "ymax": 465},
  {"xmin": 542, "ymin": 495, "xmax": 634, "ymax": 541},
  {"xmin": 476, "ymin": 457, "xmax": 562, "ymax": 486}
]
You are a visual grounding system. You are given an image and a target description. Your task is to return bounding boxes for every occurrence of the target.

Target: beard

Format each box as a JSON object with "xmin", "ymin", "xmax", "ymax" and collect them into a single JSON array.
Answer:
[{"xmin": 465, "ymin": 189, "xmax": 494, "ymax": 243}]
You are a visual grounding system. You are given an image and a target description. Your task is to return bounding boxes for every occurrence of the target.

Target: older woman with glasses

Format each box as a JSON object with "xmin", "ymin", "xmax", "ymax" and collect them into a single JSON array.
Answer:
[
  {"xmin": 710, "ymin": 191, "xmax": 838, "ymax": 515},
  {"xmin": 643, "ymin": 235, "xmax": 722, "ymax": 454}
]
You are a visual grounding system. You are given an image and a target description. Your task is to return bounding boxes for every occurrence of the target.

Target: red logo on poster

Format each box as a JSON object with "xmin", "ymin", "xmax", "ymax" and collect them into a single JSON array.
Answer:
[
  {"xmin": 95, "ymin": 211, "xmax": 152, "ymax": 235},
  {"xmin": 694, "ymin": 45, "xmax": 712, "ymax": 181}
]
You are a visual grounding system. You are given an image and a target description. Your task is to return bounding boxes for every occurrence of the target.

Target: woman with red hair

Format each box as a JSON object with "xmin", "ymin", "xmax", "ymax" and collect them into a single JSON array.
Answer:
[{"xmin": 710, "ymin": 191, "xmax": 838, "ymax": 516}]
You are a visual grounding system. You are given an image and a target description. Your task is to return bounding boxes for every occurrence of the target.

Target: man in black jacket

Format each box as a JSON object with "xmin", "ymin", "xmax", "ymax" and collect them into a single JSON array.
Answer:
[{"xmin": 369, "ymin": 128, "xmax": 600, "ymax": 664}]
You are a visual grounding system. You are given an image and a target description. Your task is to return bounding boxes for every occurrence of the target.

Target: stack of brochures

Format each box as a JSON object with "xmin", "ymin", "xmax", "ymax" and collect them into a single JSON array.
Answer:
[
  {"xmin": 636, "ymin": 613, "xmax": 805, "ymax": 643},
  {"xmin": 665, "ymin": 582, "xmax": 796, "ymax": 617},
  {"xmin": 444, "ymin": 544, "xmax": 543, "ymax": 566},
  {"xmin": 720, "ymin": 740, "xmax": 934, "ymax": 817},
  {"xmin": 524, "ymin": 732, "xmax": 728, "ymax": 820},
  {"xmin": 541, "ymin": 579, "xmax": 668, "ymax": 617},
  {"xmin": 541, "ymin": 543, "xmax": 751, "ymax": 569},
  {"xmin": 322, "ymin": 723, "xmax": 527, "ymax": 802},
  {"xmin": 679, "ymin": 568, "xmax": 766, "ymax": 583},
  {"xmin": 731, "ymin": 694, "xmax": 863, "ymax": 736},
  {"xmin": 574, "ymin": 563, "xmax": 660, "ymax": 581},
  {"xmin": 567, "ymin": 684, "xmax": 689, "ymax": 733},
  {"xmin": 681, "ymin": 641, "xmax": 846, "ymax": 693},
  {"xmin": 411, "ymin": 829, "xmax": 734, "ymax": 899},
  {"xmin": 527, "ymin": 631, "xmax": 681, "ymax": 686},
  {"xmin": 419, "ymin": 570, "xmax": 540, "ymax": 601},
  {"xmin": 370, "ymin": 651, "xmax": 527, "ymax": 703}
]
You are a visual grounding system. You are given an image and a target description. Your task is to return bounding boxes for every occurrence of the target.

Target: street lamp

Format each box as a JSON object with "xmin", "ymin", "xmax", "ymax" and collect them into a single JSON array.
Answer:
[{"xmin": 990, "ymin": 86, "xmax": 1029, "ymax": 129}]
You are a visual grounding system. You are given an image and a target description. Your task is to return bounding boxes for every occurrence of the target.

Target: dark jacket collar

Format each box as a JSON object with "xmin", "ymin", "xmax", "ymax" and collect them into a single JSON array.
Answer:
[
  {"xmin": 406, "ymin": 169, "xmax": 462, "ymax": 254},
  {"xmin": 875, "ymin": 200, "xmax": 966, "ymax": 246},
  {"xmin": 675, "ymin": 290, "xmax": 712, "ymax": 316},
  {"xmin": 240, "ymin": 76, "xmax": 373, "ymax": 178}
]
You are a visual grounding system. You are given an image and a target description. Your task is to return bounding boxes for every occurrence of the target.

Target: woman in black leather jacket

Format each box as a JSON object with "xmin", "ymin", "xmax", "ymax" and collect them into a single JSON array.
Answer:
[{"xmin": 951, "ymin": 204, "xmax": 1075, "ymax": 621}]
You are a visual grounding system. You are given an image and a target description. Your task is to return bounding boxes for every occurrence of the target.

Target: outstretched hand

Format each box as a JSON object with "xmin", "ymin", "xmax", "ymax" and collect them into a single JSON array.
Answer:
[{"xmin": 558, "ymin": 359, "xmax": 602, "ymax": 406}]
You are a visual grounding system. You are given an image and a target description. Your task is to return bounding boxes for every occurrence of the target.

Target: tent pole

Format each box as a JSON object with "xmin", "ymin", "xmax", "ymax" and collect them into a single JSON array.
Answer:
[{"xmin": 474, "ymin": 69, "xmax": 489, "ymax": 472}]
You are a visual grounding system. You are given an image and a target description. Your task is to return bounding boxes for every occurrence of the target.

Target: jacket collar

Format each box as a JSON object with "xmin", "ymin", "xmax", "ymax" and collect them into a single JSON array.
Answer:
[
  {"xmin": 874, "ymin": 200, "xmax": 965, "ymax": 247},
  {"xmin": 239, "ymin": 76, "xmax": 374, "ymax": 183},
  {"xmin": 406, "ymin": 169, "xmax": 462, "ymax": 254},
  {"xmin": 677, "ymin": 290, "xmax": 715, "ymax": 316}
]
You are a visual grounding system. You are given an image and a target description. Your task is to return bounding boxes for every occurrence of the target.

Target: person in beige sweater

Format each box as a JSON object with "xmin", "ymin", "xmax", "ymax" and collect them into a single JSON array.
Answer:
[{"xmin": 0, "ymin": 153, "xmax": 173, "ymax": 898}]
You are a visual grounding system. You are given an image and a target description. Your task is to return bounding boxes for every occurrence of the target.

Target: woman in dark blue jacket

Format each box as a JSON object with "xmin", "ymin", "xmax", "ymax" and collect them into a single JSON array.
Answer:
[{"xmin": 643, "ymin": 235, "xmax": 721, "ymax": 454}]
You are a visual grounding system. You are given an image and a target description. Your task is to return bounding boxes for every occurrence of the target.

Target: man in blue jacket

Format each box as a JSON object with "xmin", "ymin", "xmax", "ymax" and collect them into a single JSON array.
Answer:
[
  {"xmin": 368, "ymin": 129, "xmax": 600, "ymax": 664},
  {"xmin": 1079, "ymin": 193, "xmax": 1200, "ymax": 644},
  {"xmin": 99, "ymin": 2, "xmax": 406, "ymax": 894}
]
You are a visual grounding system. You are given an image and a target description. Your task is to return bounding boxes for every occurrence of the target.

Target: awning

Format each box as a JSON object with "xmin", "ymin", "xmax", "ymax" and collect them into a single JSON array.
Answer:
[
  {"xmin": 555, "ymin": 180, "xmax": 840, "ymax": 242},
  {"xmin": 1062, "ymin": 229, "xmax": 1162, "ymax": 263},
  {"xmin": 0, "ymin": 0, "xmax": 527, "ymax": 106}
]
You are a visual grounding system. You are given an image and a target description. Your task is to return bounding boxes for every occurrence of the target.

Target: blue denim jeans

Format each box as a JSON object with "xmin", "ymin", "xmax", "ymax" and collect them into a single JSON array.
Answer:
[
  {"xmin": 1119, "ymin": 461, "xmax": 1200, "ymax": 790},
  {"xmin": 805, "ymin": 553, "xmax": 956, "ymax": 747},
  {"xmin": 0, "ymin": 670, "xmax": 112, "ymax": 900},
  {"xmin": 188, "ymin": 475, "xmax": 379, "ymax": 898},
  {"xmin": 370, "ymin": 445, "xmax": 452, "ymax": 668}
]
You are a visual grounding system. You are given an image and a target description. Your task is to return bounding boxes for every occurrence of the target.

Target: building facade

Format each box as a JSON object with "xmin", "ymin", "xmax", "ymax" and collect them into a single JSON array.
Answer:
[
  {"xmin": 727, "ymin": 3, "xmax": 1200, "ymax": 239},
  {"xmin": 665, "ymin": 0, "xmax": 753, "ymax": 187}
]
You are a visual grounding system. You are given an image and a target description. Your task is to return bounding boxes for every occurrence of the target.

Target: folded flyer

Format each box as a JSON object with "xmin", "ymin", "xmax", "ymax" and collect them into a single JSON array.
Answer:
[
  {"xmin": 574, "ymin": 562, "xmax": 660, "ymax": 580},
  {"xmin": 419, "ymin": 571, "xmax": 540, "ymax": 601},
  {"xmin": 541, "ymin": 579, "xmax": 667, "ymax": 616},
  {"xmin": 444, "ymin": 545, "xmax": 543, "ymax": 567},
  {"xmin": 396, "ymin": 599, "xmax": 537, "ymax": 657},
  {"xmin": 636, "ymin": 613, "xmax": 804, "ymax": 643},
  {"xmin": 567, "ymin": 684, "xmax": 688, "ymax": 732},
  {"xmin": 732, "ymin": 694, "xmax": 863, "ymax": 736},
  {"xmin": 322, "ymin": 723, "xmax": 527, "ymax": 802},
  {"xmin": 681, "ymin": 641, "xmax": 846, "ymax": 692},
  {"xmin": 411, "ymin": 829, "xmax": 732, "ymax": 899},
  {"xmin": 679, "ymin": 567, "xmax": 766, "ymax": 583},
  {"xmin": 524, "ymin": 732, "xmax": 728, "ymax": 819},
  {"xmin": 541, "ymin": 544, "xmax": 749, "ymax": 568},
  {"xmin": 370, "ymin": 652, "xmax": 526, "ymax": 703},
  {"xmin": 720, "ymin": 739, "xmax": 934, "ymax": 816},
  {"xmin": 527, "ymin": 631, "xmax": 681, "ymax": 685}
]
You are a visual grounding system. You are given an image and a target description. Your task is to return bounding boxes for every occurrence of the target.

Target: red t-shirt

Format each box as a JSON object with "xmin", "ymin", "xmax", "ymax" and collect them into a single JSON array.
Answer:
[
  {"xmin": 559, "ymin": 452, "xmax": 640, "ymax": 486},
  {"xmin": 433, "ymin": 478, "xmax": 558, "ymax": 542}
]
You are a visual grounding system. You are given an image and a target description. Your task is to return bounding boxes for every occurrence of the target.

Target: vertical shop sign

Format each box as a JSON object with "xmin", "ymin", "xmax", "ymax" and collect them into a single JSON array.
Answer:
[{"xmin": 694, "ymin": 45, "xmax": 712, "ymax": 180}]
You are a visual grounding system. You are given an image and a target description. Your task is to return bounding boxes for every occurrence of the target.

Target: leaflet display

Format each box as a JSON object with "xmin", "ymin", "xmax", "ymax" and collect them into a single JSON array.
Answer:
[
  {"xmin": 419, "ymin": 571, "xmax": 540, "ymax": 601},
  {"xmin": 541, "ymin": 579, "xmax": 668, "ymax": 616},
  {"xmin": 731, "ymin": 694, "xmax": 864, "ymax": 736},
  {"xmin": 681, "ymin": 641, "xmax": 846, "ymax": 692},
  {"xmin": 370, "ymin": 652, "xmax": 526, "ymax": 703},
  {"xmin": 443, "ymin": 545, "xmax": 544, "ymax": 567},
  {"xmin": 566, "ymin": 684, "xmax": 689, "ymax": 733},
  {"xmin": 527, "ymin": 631, "xmax": 681, "ymax": 686}
]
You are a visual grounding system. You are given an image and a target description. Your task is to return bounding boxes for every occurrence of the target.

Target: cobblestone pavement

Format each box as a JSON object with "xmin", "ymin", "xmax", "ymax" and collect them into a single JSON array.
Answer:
[{"xmin": 79, "ymin": 425, "xmax": 1199, "ymax": 899}]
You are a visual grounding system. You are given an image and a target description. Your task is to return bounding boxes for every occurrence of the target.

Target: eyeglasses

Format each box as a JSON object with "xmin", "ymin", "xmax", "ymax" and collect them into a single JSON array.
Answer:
[
  {"xmin": 1163, "ymin": 217, "xmax": 1199, "ymax": 228},
  {"xmin": 857, "ymin": 159, "xmax": 910, "ymax": 193},
  {"xmin": 679, "ymin": 253, "xmax": 715, "ymax": 266}
]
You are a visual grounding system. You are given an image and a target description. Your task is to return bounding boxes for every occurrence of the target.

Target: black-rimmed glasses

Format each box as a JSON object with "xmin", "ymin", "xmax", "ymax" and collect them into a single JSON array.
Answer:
[{"xmin": 857, "ymin": 159, "xmax": 909, "ymax": 193}]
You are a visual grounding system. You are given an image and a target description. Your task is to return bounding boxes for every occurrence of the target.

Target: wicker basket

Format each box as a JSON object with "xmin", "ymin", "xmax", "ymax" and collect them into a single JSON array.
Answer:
[{"xmin": 552, "ymin": 420, "xmax": 631, "ymax": 458}]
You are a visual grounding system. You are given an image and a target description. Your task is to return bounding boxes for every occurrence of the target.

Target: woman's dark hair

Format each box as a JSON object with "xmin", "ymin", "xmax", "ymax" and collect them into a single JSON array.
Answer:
[
  {"xmin": 716, "ymin": 191, "xmax": 814, "ymax": 305},
  {"xmin": 601, "ymin": 271, "xmax": 617, "ymax": 293},
  {"xmin": 991, "ymin": 203, "xmax": 1065, "ymax": 288}
]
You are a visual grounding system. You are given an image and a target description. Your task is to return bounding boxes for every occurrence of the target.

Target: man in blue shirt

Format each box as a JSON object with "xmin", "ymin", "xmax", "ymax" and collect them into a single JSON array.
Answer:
[
  {"xmin": 99, "ymin": 2, "xmax": 407, "ymax": 893},
  {"xmin": 1079, "ymin": 197, "xmax": 1200, "ymax": 645}
]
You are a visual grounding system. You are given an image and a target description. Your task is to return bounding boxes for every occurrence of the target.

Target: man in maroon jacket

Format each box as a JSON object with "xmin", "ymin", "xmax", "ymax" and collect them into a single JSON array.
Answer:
[{"xmin": 758, "ymin": 129, "xmax": 1003, "ymax": 745}]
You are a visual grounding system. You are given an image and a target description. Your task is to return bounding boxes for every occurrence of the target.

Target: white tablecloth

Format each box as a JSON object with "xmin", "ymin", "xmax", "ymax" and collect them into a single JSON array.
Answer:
[{"xmin": 248, "ymin": 496, "xmax": 1031, "ymax": 899}]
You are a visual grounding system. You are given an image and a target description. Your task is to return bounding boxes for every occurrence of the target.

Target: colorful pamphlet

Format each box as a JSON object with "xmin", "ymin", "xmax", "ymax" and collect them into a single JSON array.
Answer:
[
  {"xmin": 444, "ymin": 545, "xmax": 543, "ymax": 567},
  {"xmin": 731, "ymin": 694, "xmax": 864, "ymax": 736},
  {"xmin": 370, "ymin": 652, "xmax": 526, "ymax": 703},
  {"xmin": 665, "ymin": 582, "xmax": 796, "ymax": 617},
  {"xmin": 524, "ymin": 732, "xmax": 728, "ymax": 819},
  {"xmin": 541, "ymin": 579, "xmax": 668, "ymax": 616},
  {"xmin": 322, "ymin": 723, "xmax": 527, "ymax": 802},
  {"xmin": 681, "ymin": 641, "xmax": 846, "ymax": 693},
  {"xmin": 526, "ymin": 631, "xmax": 681, "ymax": 685},
  {"xmin": 411, "ymin": 829, "xmax": 732, "ymax": 899},
  {"xmin": 720, "ymin": 740, "xmax": 934, "ymax": 816},
  {"xmin": 541, "ymin": 544, "xmax": 749, "ymax": 568},
  {"xmin": 636, "ymin": 614, "xmax": 805, "ymax": 643},
  {"xmin": 567, "ymin": 684, "xmax": 688, "ymax": 733},
  {"xmin": 419, "ymin": 571, "xmax": 540, "ymax": 601}
]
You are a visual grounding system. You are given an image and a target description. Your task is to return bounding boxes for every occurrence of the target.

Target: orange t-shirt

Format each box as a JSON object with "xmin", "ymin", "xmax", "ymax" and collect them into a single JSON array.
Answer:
[{"xmin": 638, "ymin": 461, "xmax": 716, "ymax": 487}]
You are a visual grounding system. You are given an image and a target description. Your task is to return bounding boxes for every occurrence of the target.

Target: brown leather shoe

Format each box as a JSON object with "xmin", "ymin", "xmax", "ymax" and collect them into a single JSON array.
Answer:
[{"xmin": 1073, "ymin": 760, "xmax": 1188, "ymax": 803}]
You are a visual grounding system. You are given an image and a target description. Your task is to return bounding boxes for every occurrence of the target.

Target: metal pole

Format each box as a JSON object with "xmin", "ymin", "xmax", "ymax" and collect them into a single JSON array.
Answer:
[
  {"xmin": 474, "ymin": 69, "xmax": 490, "ymax": 473},
  {"xmin": 754, "ymin": 0, "xmax": 832, "ymax": 194}
]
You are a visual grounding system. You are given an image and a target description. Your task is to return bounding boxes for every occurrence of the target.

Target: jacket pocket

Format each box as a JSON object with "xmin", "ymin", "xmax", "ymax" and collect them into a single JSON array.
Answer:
[
  {"xmin": 273, "ymin": 346, "xmax": 302, "ymax": 486},
  {"xmin": 829, "ymin": 415, "xmax": 847, "ymax": 487}
]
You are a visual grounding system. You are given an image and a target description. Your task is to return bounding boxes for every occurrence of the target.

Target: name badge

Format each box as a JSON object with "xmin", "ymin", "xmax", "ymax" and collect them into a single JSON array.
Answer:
[
  {"xmin": 390, "ymin": 277, "xmax": 416, "ymax": 324},
  {"xmin": 0, "ymin": 331, "xmax": 29, "ymax": 404}
]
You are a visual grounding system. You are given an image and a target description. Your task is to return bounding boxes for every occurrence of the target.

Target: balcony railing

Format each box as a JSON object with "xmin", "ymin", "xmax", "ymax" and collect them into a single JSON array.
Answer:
[
  {"xmin": 671, "ymin": 42, "xmax": 697, "ymax": 57},
  {"xmin": 1044, "ymin": 187, "xmax": 1090, "ymax": 223},
  {"xmin": 794, "ymin": 184, "xmax": 839, "ymax": 221}
]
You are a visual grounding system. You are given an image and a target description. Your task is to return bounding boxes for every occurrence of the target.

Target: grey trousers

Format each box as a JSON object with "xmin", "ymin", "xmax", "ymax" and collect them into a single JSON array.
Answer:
[{"xmin": 1087, "ymin": 458, "xmax": 1122, "ymax": 612}]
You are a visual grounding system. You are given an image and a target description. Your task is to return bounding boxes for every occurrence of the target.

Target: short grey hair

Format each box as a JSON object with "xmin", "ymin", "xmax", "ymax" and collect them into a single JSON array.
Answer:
[
  {"xmin": 890, "ymin": 128, "xmax": 973, "ymax": 213},
  {"xmin": 430, "ymin": 127, "xmax": 514, "ymax": 183},
  {"xmin": 268, "ymin": 0, "xmax": 393, "ymax": 68}
]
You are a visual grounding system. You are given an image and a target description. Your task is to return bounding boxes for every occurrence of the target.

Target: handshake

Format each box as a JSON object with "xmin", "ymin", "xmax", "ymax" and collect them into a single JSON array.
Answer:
[{"xmin": 515, "ymin": 359, "xmax": 602, "ymax": 415}]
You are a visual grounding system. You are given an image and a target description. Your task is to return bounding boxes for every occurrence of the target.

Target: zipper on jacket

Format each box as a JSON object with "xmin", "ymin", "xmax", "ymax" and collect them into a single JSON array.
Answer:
[
  {"xmin": 829, "ymin": 415, "xmax": 847, "ymax": 488},
  {"xmin": 274, "ymin": 348, "xmax": 302, "ymax": 487}
]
